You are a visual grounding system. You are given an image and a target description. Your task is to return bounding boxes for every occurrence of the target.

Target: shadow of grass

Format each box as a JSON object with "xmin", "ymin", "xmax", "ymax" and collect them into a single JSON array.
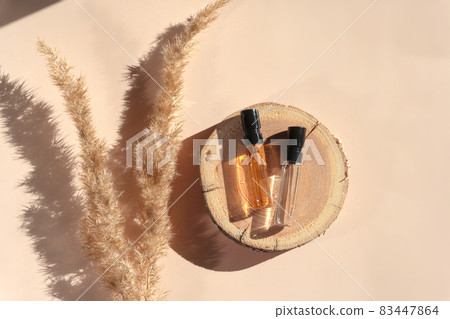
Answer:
[
  {"xmin": 0, "ymin": 73, "xmax": 109, "ymax": 300},
  {"xmin": 0, "ymin": 19, "xmax": 285, "ymax": 300}
]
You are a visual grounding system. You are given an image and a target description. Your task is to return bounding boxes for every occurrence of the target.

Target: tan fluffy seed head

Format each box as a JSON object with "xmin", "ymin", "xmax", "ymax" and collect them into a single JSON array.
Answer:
[{"xmin": 37, "ymin": 0, "xmax": 229, "ymax": 300}]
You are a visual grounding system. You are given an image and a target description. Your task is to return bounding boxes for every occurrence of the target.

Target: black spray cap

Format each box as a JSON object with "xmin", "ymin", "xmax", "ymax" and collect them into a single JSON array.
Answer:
[
  {"xmin": 286, "ymin": 126, "xmax": 307, "ymax": 163},
  {"xmin": 241, "ymin": 109, "xmax": 263, "ymax": 144}
]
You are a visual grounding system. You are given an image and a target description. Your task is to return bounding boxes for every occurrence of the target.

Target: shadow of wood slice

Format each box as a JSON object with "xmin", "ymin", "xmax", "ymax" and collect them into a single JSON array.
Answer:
[{"xmin": 200, "ymin": 102, "xmax": 349, "ymax": 251}]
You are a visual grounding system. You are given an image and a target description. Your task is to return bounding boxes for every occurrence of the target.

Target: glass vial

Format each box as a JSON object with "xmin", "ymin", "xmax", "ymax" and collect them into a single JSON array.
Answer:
[
  {"xmin": 272, "ymin": 126, "xmax": 306, "ymax": 229},
  {"xmin": 240, "ymin": 109, "xmax": 273, "ymax": 210},
  {"xmin": 250, "ymin": 175, "xmax": 282, "ymax": 238}
]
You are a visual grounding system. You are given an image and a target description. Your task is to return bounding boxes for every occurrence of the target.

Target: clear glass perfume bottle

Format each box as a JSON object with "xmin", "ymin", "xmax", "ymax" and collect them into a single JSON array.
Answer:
[
  {"xmin": 240, "ymin": 109, "xmax": 273, "ymax": 210},
  {"xmin": 249, "ymin": 175, "xmax": 281, "ymax": 238},
  {"xmin": 272, "ymin": 126, "xmax": 306, "ymax": 229}
]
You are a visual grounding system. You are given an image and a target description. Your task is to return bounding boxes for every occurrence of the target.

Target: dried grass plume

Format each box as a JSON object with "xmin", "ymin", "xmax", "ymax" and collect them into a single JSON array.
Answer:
[
  {"xmin": 132, "ymin": 0, "xmax": 230, "ymax": 299},
  {"xmin": 37, "ymin": 40, "xmax": 137, "ymax": 300},
  {"xmin": 37, "ymin": 0, "xmax": 229, "ymax": 300}
]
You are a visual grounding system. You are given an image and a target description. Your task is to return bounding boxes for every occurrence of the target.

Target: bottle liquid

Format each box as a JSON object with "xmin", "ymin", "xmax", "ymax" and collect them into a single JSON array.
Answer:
[
  {"xmin": 272, "ymin": 126, "xmax": 306, "ymax": 230},
  {"xmin": 239, "ymin": 109, "xmax": 273, "ymax": 210}
]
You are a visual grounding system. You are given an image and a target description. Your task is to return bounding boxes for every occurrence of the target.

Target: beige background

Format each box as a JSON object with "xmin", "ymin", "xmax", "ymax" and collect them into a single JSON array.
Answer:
[{"xmin": 0, "ymin": 0, "xmax": 449, "ymax": 300}]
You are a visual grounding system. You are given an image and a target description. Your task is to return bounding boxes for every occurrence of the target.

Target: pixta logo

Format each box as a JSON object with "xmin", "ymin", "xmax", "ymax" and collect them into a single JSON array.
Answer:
[
  {"xmin": 126, "ymin": 129, "xmax": 171, "ymax": 175},
  {"xmin": 193, "ymin": 138, "xmax": 325, "ymax": 166},
  {"xmin": 126, "ymin": 129, "xmax": 325, "ymax": 175}
]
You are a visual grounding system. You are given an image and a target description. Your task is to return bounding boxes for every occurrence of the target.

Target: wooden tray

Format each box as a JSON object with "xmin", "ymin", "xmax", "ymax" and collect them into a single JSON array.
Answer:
[{"xmin": 199, "ymin": 102, "xmax": 349, "ymax": 251}]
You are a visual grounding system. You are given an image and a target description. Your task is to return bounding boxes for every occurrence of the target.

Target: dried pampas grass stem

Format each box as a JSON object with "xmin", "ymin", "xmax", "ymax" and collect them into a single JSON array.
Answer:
[
  {"xmin": 133, "ymin": 0, "xmax": 230, "ymax": 299},
  {"xmin": 37, "ymin": 0, "xmax": 229, "ymax": 300},
  {"xmin": 37, "ymin": 40, "xmax": 137, "ymax": 300}
]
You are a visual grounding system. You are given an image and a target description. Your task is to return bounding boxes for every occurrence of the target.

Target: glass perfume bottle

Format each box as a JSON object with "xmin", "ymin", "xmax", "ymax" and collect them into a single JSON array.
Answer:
[
  {"xmin": 249, "ymin": 175, "xmax": 280, "ymax": 238},
  {"xmin": 272, "ymin": 126, "xmax": 306, "ymax": 229},
  {"xmin": 239, "ymin": 109, "xmax": 273, "ymax": 210}
]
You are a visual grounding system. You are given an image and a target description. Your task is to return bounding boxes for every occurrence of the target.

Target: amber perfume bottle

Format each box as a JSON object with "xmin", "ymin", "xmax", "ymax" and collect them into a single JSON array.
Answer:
[
  {"xmin": 272, "ymin": 126, "xmax": 306, "ymax": 229},
  {"xmin": 239, "ymin": 109, "xmax": 273, "ymax": 210}
]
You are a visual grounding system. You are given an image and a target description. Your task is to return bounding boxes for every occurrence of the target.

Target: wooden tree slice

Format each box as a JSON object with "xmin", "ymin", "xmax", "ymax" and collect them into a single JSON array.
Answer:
[{"xmin": 199, "ymin": 102, "xmax": 349, "ymax": 251}]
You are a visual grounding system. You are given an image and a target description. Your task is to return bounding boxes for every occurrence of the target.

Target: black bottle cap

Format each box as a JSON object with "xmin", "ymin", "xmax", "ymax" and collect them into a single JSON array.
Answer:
[
  {"xmin": 286, "ymin": 126, "xmax": 307, "ymax": 163},
  {"xmin": 241, "ymin": 109, "xmax": 263, "ymax": 144}
]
